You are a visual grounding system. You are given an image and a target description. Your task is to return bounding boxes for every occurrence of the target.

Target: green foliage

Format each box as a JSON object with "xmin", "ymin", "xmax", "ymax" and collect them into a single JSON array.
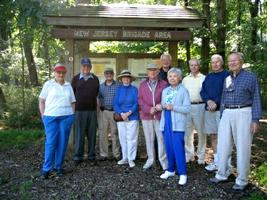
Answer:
[
  {"xmin": 19, "ymin": 180, "xmax": 33, "ymax": 200},
  {"xmin": 0, "ymin": 129, "xmax": 43, "ymax": 151},
  {"xmin": 251, "ymin": 161, "xmax": 267, "ymax": 188},
  {"xmin": 2, "ymin": 86, "xmax": 42, "ymax": 129},
  {"xmin": 90, "ymin": 41, "xmax": 167, "ymax": 53}
]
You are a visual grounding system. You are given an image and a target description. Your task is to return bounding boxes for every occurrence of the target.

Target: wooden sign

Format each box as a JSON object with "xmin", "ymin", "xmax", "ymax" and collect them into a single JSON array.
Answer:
[{"xmin": 52, "ymin": 28, "xmax": 192, "ymax": 41}]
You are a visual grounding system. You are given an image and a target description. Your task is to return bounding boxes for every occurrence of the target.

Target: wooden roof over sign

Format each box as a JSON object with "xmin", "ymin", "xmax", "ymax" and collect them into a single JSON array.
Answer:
[{"xmin": 44, "ymin": 4, "xmax": 204, "ymax": 28}]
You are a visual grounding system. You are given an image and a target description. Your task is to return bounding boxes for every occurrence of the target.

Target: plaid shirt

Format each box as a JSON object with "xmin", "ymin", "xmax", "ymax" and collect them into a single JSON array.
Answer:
[
  {"xmin": 221, "ymin": 69, "xmax": 262, "ymax": 122},
  {"xmin": 99, "ymin": 80, "xmax": 119, "ymax": 110}
]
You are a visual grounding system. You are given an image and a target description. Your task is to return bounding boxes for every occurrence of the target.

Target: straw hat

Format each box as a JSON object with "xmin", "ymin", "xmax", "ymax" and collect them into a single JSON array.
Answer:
[{"xmin": 117, "ymin": 69, "xmax": 136, "ymax": 81}]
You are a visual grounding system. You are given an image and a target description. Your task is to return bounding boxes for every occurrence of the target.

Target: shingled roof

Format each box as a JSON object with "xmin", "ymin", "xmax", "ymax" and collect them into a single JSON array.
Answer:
[{"xmin": 44, "ymin": 4, "xmax": 204, "ymax": 28}]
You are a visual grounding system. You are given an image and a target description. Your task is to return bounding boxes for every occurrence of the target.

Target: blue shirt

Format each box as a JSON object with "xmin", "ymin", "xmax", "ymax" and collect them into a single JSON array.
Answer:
[
  {"xmin": 99, "ymin": 80, "xmax": 119, "ymax": 110},
  {"xmin": 113, "ymin": 84, "xmax": 139, "ymax": 121},
  {"xmin": 200, "ymin": 70, "xmax": 229, "ymax": 111},
  {"xmin": 221, "ymin": 69, "xmax": 262, "ymax": 122}
]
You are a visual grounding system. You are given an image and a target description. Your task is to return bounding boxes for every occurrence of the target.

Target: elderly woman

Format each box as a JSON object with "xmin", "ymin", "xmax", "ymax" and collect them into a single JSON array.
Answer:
[
  {"xmin": 39, "ymin": 64, "xmax": 76, "ymax": 179},
  {"xmin": 113, "ymin": 69, "xmax": 139, "ymax": 168},
  {"xmin": 158, "ymin": 68, "xmax": 191, "ymax": 185}
]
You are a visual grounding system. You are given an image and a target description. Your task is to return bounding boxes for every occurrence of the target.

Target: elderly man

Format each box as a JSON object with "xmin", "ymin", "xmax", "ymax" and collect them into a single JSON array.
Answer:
[
  {"xmin": 98, "ymin": 68, "xmax": 120, "ymax": 161},
  {"xmin": 72, "ymin": 58, "xmax": 99, "ymax": 166},
  {"xmin": 138, "ymin": 63, "xmax": 168, "ymax": 171},
  {"xmin": 209, "ymin": 52, "xmax": 262, "ymax": 191},
  {"xmin": 200, "ymin": 54, "xmax": 230, "ymax": 172},
  {"xmin": 182, "ymin": 59, "xmax": 206, "ymax": 165},
  {"xmin": 159, "ymin": 53, "xmax": 172, "ymax": 81}
]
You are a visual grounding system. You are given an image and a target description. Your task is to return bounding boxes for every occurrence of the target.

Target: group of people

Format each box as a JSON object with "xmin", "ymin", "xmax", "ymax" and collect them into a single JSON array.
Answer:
[{"xmin": 38, "ymin": 52, "xmax": 262, "ymax": 190}]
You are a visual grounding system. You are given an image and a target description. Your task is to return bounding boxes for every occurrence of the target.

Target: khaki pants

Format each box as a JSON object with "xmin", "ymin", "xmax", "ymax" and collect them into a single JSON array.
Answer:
[
  {"xmin": 216, "ymin": 107, "xmax": 253, "ymax": 186},
  {"xmin": 99, "ymin": 110, "xmax": 120, "ymax": 158},
  {"xmin": 142, "ymin": 120, "xmax": 168, "ymax": 170},
  {"xmin": 185, "ymin": 104, "xmax": 206, "ymax": 162}
]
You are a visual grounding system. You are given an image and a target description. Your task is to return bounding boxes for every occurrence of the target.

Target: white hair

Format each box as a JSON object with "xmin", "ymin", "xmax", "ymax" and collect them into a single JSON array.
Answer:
[
  {"xmin": 160, "ymin": 53, "xmax": 172, "ymax": 61},
  {"xmin": 189, "ymin": 59, "xmax": 200, "ymax": 66},
  {"xmin": 168, "ymin": 67, "xmax": 182, "ymax": 78},
  {"xmin": 211, "ymin": 54, "xmax": 224, "ymax": 64}
]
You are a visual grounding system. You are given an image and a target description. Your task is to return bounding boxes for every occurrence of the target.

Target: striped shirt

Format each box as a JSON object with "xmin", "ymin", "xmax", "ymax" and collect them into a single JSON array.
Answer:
[
  {"xmin": 99, "ymin": 80, "xmax": 119, "ymax": 110},
  {"xmin": 221, "ymin": 69, "xmax": 262, "ymax": 122}
]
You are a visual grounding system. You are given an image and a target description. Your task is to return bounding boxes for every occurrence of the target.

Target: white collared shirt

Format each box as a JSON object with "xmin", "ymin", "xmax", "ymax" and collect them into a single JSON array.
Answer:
[
  {"xmin": 39, "ymin": 80, "xmax": 76, "ymax": 116},
  {"xmin": 182, "ymin": 72, "xmax": 205, "ymax": 102}
]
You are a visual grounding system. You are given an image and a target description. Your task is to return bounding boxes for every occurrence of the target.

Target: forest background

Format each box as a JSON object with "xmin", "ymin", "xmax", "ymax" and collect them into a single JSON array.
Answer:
[{"xmin": 0, "ymin": 0, "xmax": 266, "ymax": 129}]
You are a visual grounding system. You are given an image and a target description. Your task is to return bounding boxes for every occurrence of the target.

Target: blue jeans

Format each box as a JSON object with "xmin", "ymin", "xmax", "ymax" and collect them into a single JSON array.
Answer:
[
  {"xmin": 42, "ymin": 115, "xmax": 75, "ymax": 172},
  {"xmin": 163, "ymin": 110, "xmax": 186, "ymax": 175}
]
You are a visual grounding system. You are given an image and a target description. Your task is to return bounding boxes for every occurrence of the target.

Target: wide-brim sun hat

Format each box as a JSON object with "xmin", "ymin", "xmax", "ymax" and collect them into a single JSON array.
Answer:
[{"xmin": 117, "ymin": 69, "xmax": 136, "ymax": 81}]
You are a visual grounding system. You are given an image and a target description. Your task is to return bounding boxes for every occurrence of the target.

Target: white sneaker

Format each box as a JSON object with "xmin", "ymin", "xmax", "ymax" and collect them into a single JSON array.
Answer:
[
  {"xmin": 143, "ymin": 161, "xmax": 153, "ymax": 169},
  {"xmin": 178, "ymin": 175, "xmax": 187, "ymax": 185},
  {"xmin": 205, "ymin": 162, "xmax": 217, "ymax": 172},
  {"xmin": 129, "ymin": 161, "xmax": 135, "ymax": 168},
  {"xmin": 160, "ymin": 171, "xmax": 175, "ymax": 179},
  {"xmin": 117, "ymin": 159, "xmax": 128, "ymax": 165}
]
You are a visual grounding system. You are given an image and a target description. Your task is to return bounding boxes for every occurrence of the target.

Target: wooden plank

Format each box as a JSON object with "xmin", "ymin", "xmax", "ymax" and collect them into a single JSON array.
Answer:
[
  {"xmin": 44, "ymin": 17, "xmax": 203, "ymax": 28},
  {"xmin": 168, "ymin": 42, "xmax": 178, "ymax": 67},
  {"xmin": 52, "ymin": 28, "xmax": 193, "ymax": 41},
  {"xmin": 46, "ymin": 5, "xmax": 204, "ymax": 20}
]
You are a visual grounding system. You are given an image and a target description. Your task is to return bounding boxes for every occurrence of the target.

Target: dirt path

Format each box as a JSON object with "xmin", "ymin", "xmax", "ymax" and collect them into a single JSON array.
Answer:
[{"xmin": 0, "ymin": 124, "xmax": 266, "ymax": 200}]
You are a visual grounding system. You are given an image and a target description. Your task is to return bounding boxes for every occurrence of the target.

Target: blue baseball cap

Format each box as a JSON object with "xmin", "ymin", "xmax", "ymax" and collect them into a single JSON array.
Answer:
[{"xmin": 80, "ymin": 58, "xmax": 92, "ymax": 66}]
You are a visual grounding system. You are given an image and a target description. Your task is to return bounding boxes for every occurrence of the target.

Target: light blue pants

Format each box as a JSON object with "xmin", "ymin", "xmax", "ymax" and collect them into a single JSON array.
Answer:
[
  {"xmin": 163, "ymin": 110, "xmax": 186, "ymax": 175},
  {"xmin": 42, "ymin": 115, "xmax": 75, "ymax": 172}
]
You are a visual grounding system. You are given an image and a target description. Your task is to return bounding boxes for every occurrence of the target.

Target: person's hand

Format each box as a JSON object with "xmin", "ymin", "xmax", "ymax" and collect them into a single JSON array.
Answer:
[
  {"xmin": 251, "ymin": 122, "xmax": 260, "ymax": 134},
  {"xmin": 150, "ymin": 107, "xmax": 157, "ymax": 115},
  {"xmin": 207, "ymin": 100, "xmax": 217, "ymax": 111},
  {"xmin": 165, "ymin": 104, "xmax": 173, "ymax": 111},
  {"xmin": 155, "ymin": 104, "xmax": 163, "ymax": 111},
  {"xmin": 121, "ymin": 113, "xmax": 128, "ymax": 121}
]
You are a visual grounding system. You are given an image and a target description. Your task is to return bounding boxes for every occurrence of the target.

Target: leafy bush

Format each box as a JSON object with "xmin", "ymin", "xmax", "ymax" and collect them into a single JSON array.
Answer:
[{"xmin": 2, "ymin": 86, "xmax": 42, "ymax": 129}]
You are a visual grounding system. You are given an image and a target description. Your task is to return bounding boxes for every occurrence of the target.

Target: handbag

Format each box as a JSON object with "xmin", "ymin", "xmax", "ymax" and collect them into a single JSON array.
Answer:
[{"xmin": 113, "ymin": 113, "xmax": 124, "ymax": 122}]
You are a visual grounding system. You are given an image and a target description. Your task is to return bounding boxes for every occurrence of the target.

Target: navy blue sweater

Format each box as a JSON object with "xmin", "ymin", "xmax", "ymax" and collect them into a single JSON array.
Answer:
[{"xmin": 200, "ymin": 70, "xmax": 229, "ymax": 111}]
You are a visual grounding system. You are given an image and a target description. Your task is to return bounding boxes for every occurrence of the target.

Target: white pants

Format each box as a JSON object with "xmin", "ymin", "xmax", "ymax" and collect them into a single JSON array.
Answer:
[
  {"xmin": 117, "ymin": 120, "xmax": 139, "ymax": 161},
  {"xmin": 185, "ymin": 104, "xmax": 206, "ymax": 161},
  {"xmin": 99, "ymin": 110, "xmax": 120, "ymax": 158},
  {"xmin": 216, "ymin": 107, "xmax": 253, "ymax": 186},
  {"xmin": 142, "ymin": 120, "xmax": 168, "ymax": 170}
]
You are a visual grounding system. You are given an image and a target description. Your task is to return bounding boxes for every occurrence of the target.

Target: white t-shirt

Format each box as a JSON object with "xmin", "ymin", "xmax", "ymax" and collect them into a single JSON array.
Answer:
[{"xmin": 39, "ymin": 80, "xmax": 76, "ymax": 116}]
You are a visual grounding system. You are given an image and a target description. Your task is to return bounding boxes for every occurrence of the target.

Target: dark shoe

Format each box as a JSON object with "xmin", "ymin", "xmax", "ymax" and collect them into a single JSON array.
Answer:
[
  {"xmin": 232, "ymin": 184, "xmax": 247, "ymax": 191},
  {"xmin": 99, "ymin": 156, "xmax": 108, "ymax": 161},
  {"xmin": 40, "ymin": 171, "xmax": 49, "ymax": 180},
  {"xmin": 56, "ymin": 169, "xmax": 63, "ymax": 177},
  {"xmin": 209, "ymin": 177, "xmax": 227, "ymax": 184},
  {"xmin": 74, "ymin": 160, "xmax": 82, "ymax": 166}
]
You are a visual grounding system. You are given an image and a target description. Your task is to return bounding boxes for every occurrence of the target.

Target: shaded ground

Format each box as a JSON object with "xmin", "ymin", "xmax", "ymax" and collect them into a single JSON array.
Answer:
[{"xmin": 0, "ymin": 124, "xmax": 266, "ymax": 200}]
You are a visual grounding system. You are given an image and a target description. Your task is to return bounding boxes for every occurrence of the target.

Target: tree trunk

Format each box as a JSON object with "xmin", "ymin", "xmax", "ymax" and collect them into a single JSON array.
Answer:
[
  {"xmin": 23, "ymin": 42, "xmax": 39, "ymax": 86},
  {"xmin": 201, "ymin": 0, "xmax": 211, "ymax": 74},
  {"xmin": 0, "ymin": 87, "xmax": 6, "ymax": 111},
  {"xmin": 237, "ymin": 0, "xmax": 241, "ymax": 52},
  {"xmin": 249, "ymin": 0, "xmax": 260, "ymax": 61},
  {"xmin": 216, "ymin": 0, "xmax": 227, "ymax": 63},
  {"xmin": 184, "ymin": 0, "xmax": 191, "ymax": 65}
]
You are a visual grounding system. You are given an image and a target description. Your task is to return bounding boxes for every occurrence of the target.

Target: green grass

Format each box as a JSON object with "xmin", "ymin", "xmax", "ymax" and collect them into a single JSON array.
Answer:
[
  {"xmin": 0, "ymin": 129, "xmax": 43, "ymax": 151},
  {"xmin": 251, "ymin": 161, "xmax": 267, "ymax": 187}
]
